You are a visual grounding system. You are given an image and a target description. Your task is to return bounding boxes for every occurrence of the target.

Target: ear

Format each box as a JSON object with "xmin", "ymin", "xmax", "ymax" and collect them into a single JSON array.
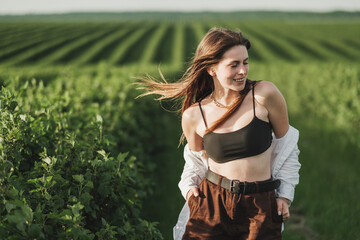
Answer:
[{"xmin": 207, "ymin": 67, "xmax": 216, "ymax": 77}]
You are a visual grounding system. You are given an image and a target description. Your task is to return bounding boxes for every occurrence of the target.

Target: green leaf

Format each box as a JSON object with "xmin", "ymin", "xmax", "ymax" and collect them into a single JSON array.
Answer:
[
  {"xmin": 79, "ymin": 192, "xmax": 93, "ymax": 205},
  {"xmin": 85, "ymin": 180, "xmax": 94, "ymax": 188},
  {"xmin": 16, "ymin": 221, "xmax": 26, "ymax": 232},
  {"xmin": 28, "ymin": 178, "xmax": 42, "ymax": 188},
  {"xmin": 72, "ymin": 174, "xmax": 84, "ymax": 184},
  {"xmin": 101, "ymin": 218, "xmax": 107, "ymax": 226},
  {"xmin": 5, "ymin": 202, "xmax": 16, "ymax": 213},
  {"xmin": 97, "ymin": 150, "xmax": 106, "ymax": 157},
  {"xmin": 21, "ymin": 204, "xmax": 33, "ymax": 222},
  {"xmin": 42, "ymin": 157, "xmax": 51, "ymax": 165},
  {"xmin": 19, "ymin": 114, "xmax": 26, "ymax": 121},
  {"xmin": 60, "ymin": 215, "xmax": 72, "ymax": 221},
  {"xmin": 40, "ymin": 175, "xmax": 53, "ymax": 185},
  {"xmin": 68, "ymin": 195, "xmax": 78, "ymax": 203},
  {"xmin": 7, "ymin": 211, "xmax": 26, "ymax": 232},
  {"xmin": 7, "ymin": 188, "xmax": 19, "ymax": 199},
  {"xmin": 117, "ymin": 152, "xmax": 129, "ymax": 162},
  {"xmin": 96, "ymin": 114, "xmax": 103, "ymax": 123},
  {"xmin": 29, "ymin": 188, "xmax": 42, "ymax": 194},
  {"xmin": 70, "ymin": 202, "xmax": 84, "ymax": 217},
  {"xmin": 44, "ymin": 192, "xmax": 52, "ymax": 200}
]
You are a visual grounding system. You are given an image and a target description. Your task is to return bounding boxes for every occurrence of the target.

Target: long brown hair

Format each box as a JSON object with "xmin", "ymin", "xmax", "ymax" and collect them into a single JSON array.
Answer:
[{"xmin": 135, "ymin": 27, "xmax": 252, "ymax": 146}]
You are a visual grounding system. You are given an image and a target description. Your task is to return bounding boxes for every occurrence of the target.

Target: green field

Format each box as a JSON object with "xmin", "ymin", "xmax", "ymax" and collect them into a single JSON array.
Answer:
[{"xmin": 0, "ymin": 12, "xmax": 359, "ymax": 239}]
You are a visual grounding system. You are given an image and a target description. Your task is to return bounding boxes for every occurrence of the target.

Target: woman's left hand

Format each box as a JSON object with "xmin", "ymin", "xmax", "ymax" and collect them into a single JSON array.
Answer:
[{"xmin": 276, "ymin": 197, "xmax": 290, "ymax": 220}]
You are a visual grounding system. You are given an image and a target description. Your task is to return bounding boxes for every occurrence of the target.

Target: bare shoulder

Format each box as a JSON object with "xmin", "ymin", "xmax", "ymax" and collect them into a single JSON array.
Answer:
[
  {"xmin": 254, "ymin": 81, "xmax": 285, "ymax": 106},
  {"xmin": 181, "ymin": 102, "xmax": 204, "ymax": 151},
  {"xmin": 254, "ymin": 81, "xmax": 281, "ymax": 97},
  {"xmin": 182, "ymin": 102, "xmax": 202, "ymax": 127},
  {"xmin": 256, "ymin": 81, "xmax": 289, "ymax": 137}
]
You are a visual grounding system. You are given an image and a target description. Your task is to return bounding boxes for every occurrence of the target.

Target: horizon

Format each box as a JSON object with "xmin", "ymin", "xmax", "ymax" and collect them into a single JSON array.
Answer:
[
  {"xmin": 1, "ymin": 0, "xmax": 360, "ymax": 15},
  {"xmin": 1, "ymin": 9, "xmax": 359, "ymax": 17}
]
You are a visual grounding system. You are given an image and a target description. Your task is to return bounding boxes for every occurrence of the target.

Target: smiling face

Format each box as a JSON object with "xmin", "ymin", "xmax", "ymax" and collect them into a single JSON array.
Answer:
[{"xmin": 209, "ymin": 45, "xmax": 249, "ymax": 92}]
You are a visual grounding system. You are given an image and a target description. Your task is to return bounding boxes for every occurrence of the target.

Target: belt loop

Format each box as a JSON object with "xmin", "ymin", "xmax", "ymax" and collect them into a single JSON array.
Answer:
[
  {"xmin": 218, "ymin": 175, "xmax": 223, "ymax": 190},
  {"xmin": 255, "ymin": 182, "xmax": 259, "ymax": 193}
]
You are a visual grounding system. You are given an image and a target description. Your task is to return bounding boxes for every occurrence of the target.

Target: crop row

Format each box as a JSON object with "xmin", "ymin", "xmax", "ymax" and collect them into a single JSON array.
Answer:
[{"xmin": 0, "ymin": 21, "xmax": 359, "ymax": 66}]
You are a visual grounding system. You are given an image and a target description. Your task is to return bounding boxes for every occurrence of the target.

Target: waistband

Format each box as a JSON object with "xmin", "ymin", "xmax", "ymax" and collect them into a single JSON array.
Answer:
[{"xmin": 205, "ymin": 170, "xmax": 280, "ymax": 194}]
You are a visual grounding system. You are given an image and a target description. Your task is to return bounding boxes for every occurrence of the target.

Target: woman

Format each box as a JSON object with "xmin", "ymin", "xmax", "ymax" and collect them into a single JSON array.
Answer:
[{"xmin": 137, "ymin": 28, "xmax": 300, "ymax": 240}]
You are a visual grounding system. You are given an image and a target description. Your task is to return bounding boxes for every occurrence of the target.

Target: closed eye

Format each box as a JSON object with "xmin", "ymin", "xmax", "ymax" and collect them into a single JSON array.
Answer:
[{"xmin": 229, "ymin": 59, "xmax": 248, "ymax": 68}]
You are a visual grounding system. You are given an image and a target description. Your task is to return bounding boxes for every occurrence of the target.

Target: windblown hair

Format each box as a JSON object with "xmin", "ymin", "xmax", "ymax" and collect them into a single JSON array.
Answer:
[{"xmin": 135, "ymin": 27, "xmax": 253, "ymax": 146}]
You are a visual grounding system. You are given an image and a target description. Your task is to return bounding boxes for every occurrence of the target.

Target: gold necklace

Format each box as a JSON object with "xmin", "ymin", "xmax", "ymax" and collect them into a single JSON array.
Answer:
[{"xmin": 210, "ymin": 92, "xmax": 240, "ymax": 109}]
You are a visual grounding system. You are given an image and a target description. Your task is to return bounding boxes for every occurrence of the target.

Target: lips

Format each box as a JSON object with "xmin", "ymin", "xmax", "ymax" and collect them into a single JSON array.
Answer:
[{"xmin": 233, "ymin": 77, "xmax": 246, "ymax": 82}]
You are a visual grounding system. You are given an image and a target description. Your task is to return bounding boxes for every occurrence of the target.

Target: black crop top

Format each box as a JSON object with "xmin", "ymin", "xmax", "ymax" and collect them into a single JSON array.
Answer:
[{"xmin": 199, "ymin": 83, "xmax": 272, "ymax": 163}]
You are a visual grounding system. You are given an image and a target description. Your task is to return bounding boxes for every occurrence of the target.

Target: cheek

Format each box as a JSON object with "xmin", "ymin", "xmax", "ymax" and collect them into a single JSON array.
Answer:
[
  {"xmin": 223, "ymin": 71, "xmax": 236, "ymax": 79},
  {"xmin": 215, "ymin": 67, "xmax": 232, "ymax": 78}
]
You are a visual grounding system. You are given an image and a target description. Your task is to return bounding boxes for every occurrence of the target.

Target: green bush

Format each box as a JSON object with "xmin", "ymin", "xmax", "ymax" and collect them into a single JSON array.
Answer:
[{"xmin": 0, "ymin": 77, "xmax": 163, "ymax": 239}]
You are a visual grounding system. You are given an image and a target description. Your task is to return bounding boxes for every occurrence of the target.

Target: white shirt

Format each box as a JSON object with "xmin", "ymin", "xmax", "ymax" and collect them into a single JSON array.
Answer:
[{"xmin": 173, "ymin": 125, "xmax": 301, "ymax": 240}]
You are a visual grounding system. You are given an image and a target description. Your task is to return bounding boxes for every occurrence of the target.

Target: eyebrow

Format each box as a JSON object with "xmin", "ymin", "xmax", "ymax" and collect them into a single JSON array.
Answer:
[{"xmin": 229, "ymin": 58, "xmax": 249, "ymax": 64}]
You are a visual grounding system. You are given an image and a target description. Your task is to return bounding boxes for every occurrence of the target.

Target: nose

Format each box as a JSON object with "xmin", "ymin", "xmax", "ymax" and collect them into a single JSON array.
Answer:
[{"xmin": 238, "ymin": 64, "xmax": 247, "ymax": 75}]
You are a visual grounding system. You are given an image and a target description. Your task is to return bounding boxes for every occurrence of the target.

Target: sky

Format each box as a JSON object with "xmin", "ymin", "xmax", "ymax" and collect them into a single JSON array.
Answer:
[{"xmin": 1, "ymin": 0, "xmax": 359, "ymax": 15}]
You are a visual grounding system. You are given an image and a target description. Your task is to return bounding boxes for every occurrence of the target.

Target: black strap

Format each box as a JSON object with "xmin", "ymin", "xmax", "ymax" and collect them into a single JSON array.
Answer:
[
  {"xmin": 198, "ymin": 101, "xmax": 208, "ymax": 129},
  {"xmin": 252, "ymin": 82, "xmax": 256, "ymax": 117}
]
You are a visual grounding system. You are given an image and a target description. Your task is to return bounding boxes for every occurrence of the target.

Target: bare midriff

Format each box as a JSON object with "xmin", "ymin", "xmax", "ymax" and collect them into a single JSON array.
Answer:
[{"xmin": 206, "ymin": 146, "xmax": 272, "ymax": 182}]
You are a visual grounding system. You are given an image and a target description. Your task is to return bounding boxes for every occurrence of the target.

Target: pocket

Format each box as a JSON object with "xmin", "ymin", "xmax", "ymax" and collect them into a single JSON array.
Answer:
[
  {"xmin": 187, "ymin": 194, "xmax": 201, "ymax": 217},
  {"xmin": 188, "ymin": 179, "xmax": 209, "ymax": 217},
  {"xmin": 187, "ymin": 194, "xmax": 195, "ymax": 208}
]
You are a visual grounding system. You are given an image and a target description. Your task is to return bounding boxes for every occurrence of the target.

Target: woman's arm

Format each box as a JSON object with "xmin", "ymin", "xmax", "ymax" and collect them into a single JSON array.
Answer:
[
  {"xmin": 259, "ymin": 82, "xmax": 300, "ymax": 203},
  {"xmin": 257, "ymin": 81, "xmax": 296, "ymax": 220},
  {"xmin": 257, "ymin": 81, "xmax": 289, "ymax": 138},
  {"xmin": 180, "ymin": 104, "xmax": 205, "ymax": 200}
]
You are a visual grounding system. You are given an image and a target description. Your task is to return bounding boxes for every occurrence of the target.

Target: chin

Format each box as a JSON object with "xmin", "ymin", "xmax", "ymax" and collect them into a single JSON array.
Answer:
[{"xmin": 235, "ymin": 81, "xmax": 246, "ymax": 90}]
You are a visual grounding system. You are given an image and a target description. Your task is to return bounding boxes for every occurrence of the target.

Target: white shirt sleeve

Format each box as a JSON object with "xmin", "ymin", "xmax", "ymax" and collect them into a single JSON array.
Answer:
[
  {"xmin": 271, "ymin": 125, "xmax": 301, "ymax": 203},
  {"xmin": 178, "ymin": 144, "xmax": 208, "ymax": 199}
]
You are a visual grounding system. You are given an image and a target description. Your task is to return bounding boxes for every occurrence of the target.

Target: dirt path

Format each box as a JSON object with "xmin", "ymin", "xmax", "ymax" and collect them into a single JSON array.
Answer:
[{"xmin": 285, "ymin": 207, "xmax": 319, "ymax": 240}]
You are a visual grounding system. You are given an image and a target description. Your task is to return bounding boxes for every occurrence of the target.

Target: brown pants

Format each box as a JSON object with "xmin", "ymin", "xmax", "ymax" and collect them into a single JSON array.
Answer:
[{"xmin": 183, "ymin": 176, "xmax": 282, "ymax": 240}]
